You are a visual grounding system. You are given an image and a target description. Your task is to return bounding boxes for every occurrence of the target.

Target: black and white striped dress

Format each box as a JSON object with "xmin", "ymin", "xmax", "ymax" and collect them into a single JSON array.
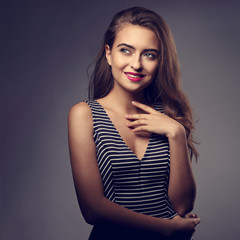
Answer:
[{"xmin": 86, "ymin": 100, "xmax": 177, "ymax": 239}]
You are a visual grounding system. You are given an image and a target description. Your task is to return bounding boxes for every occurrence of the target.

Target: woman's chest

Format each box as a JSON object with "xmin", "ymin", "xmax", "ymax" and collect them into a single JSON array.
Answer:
[{"xmin": 107, "ymin": 113, "xmax": 150, "ymax": 161}]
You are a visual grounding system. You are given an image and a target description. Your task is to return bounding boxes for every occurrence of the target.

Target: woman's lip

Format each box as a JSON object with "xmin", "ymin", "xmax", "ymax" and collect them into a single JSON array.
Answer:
[
  {"xmin": 125, "ymin": 72, "xmax": 144, "ymax": 76},
  {"xmin": 124, "ymin": 72, "xmax": 145, "ymax": 82}
]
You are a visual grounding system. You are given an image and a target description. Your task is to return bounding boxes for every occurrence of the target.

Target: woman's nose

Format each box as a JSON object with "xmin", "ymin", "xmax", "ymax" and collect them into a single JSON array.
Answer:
[{"xmin": 130, "ymin": 55, "xmax": 143, "ymax": 71}]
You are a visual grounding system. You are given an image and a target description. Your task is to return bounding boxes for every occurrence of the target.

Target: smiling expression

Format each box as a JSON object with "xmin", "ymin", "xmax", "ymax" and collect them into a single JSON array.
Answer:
[{"xmin": 105, "ymin": 24, "xmax": 160, "ymax": 94}]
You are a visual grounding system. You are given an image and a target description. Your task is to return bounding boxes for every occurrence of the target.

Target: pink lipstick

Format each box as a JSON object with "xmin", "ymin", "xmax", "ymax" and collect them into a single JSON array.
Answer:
[{"xmin": 124, "ymin": 72, "xmax": 145, "ymax": 82}]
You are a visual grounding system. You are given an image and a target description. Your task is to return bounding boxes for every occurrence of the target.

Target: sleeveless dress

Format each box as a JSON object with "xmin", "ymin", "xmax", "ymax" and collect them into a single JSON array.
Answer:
[{"xmin": 85, "ymin": 100, "xmax": 187, "ymax": 240}]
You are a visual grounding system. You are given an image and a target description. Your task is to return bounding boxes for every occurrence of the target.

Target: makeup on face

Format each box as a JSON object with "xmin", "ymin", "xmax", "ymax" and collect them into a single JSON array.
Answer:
[
  {"xmin": 106, "ymin": 24, "xmax": 160, "ymax": 93},
  {"xmin": 124, "ymin": 72, "xmax": 146, "ymax": 82},
  {"xmin": 116, "ymin": 42, "xmax": 159, "ymax": 82},
  {"xmin": 117, "ymin": 43, "xmax": 159, "ymax": 58}
]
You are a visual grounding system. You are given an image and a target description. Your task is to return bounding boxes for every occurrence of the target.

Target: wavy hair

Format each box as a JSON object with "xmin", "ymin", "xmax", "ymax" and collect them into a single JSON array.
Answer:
[{"xmin": 88, "ymin": 7, "xmax": 198, "ymax": 160}]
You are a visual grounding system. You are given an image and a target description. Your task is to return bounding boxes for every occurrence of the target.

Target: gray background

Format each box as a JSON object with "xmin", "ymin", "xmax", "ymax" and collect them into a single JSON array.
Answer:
[{"xmin": 1, "ymin": 0, "xmax": 240, "ymax": 239}]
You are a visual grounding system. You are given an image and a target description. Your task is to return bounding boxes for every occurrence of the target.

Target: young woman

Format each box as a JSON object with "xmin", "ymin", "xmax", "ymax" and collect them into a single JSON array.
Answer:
[{"xmin": 68, "ymin": 7, "xmax": 200, "ymax": 240}]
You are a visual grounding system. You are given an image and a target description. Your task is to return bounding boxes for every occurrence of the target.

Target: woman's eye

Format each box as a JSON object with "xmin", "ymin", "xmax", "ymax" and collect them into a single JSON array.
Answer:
[
  {"xmin": 144, "ymin": 53, "xmax": 157, "ymax": 60},
  {"xmin": 120, "ymin": 48, "xmax": 131, "ymax": 55}
]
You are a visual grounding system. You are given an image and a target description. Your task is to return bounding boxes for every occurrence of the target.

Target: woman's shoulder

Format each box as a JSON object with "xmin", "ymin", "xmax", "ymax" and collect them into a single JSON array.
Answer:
[
  {"xmin": 68, "ymin": 102, "xmax": 95, "ymax": 155},
  {"xmin": 68, "ymin": 101, "xmax": 93, "ymax": 124}
]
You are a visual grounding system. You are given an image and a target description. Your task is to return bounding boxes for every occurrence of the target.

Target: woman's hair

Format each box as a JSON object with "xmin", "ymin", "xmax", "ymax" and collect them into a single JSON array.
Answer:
[{"xmin": 88, "ymin": 6, "xmax": 198, "ymax": 160}]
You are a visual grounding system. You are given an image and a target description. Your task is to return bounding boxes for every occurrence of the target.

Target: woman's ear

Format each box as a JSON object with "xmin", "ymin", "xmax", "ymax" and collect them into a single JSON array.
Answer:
[{"xmin": 105, "ymin": 45, "xmax": 112, "ymax": 66}]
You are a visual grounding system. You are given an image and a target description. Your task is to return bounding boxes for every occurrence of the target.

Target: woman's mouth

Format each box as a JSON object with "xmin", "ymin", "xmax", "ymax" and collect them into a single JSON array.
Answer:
[{"xmin": 124, "ymin": 72, "xmax": 145, "ymax": 82}]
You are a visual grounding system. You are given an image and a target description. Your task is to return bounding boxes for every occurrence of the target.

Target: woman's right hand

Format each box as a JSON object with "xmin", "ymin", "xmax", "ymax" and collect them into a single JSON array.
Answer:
[{"xmin": 169, "ymin": 213, "xmax": 200, "ymax": 239}]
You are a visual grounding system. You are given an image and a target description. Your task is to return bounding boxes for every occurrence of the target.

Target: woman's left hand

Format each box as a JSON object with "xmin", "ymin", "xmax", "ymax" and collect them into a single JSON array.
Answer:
[{"xmin": 125, "ymin": 101, "xmax": 185, "ymax": 139}]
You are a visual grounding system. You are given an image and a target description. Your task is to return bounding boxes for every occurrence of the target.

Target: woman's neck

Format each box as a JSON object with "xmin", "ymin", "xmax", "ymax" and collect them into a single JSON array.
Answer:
[{"xmin": 98, "ymin": 87, "xmax": 149, "ymax": 114}]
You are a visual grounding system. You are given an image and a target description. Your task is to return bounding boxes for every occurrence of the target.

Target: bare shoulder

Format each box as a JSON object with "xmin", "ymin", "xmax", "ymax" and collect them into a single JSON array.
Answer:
[
  {"xmin": 68, "ymin": 101, "xmax": 93, "ymax": 125},
  {"xmin": 68, "ymin": 102, "xmax": 93, "ymax": 135},
  {"xmin": 68, "ymin": 102, "xmax": 92, "ymax": 120}
]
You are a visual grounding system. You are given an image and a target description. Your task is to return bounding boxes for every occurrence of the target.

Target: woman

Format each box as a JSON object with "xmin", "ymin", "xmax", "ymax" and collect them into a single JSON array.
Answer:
[{"xmin": 68, "ymin": 6, "xmax": 200, "ymax": 240}]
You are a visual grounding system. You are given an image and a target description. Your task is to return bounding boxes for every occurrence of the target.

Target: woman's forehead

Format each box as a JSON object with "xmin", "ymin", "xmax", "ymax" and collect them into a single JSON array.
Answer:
[{"xmin": 113, "ymin": 24, "xmax": 159, "ymax": 49}]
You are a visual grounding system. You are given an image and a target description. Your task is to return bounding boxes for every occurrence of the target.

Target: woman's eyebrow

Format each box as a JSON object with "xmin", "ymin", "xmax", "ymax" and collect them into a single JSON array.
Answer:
[
  {"xmin": 142, "ymin": 48, "xmax": 159, "ymax": 54},
  {"xmin": 117, "ymin": 43, "xmax": 135, "ymax": 49},
  {"xmin": 116, "ymin": 43, "xmax": 159, "ymax": 53}
]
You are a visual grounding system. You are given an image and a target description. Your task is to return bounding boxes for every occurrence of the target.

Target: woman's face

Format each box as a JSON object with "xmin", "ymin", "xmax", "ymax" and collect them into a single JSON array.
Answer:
[{"xmin": 105, "ymin": 24, "xmax": 160, "ymax": 94}]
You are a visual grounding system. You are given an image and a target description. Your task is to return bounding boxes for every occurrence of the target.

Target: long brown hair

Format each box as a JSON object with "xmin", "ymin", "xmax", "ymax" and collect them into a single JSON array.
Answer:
[{"xmin": 88, "ymin": 7, "xmax": 198, "ymax": 160}]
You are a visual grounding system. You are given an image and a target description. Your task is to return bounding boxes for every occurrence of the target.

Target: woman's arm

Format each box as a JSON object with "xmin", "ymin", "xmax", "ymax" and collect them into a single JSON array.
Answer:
[
  {"xmin": 68, "ymin": 102, "xmax": 199, "ymax": 236},
  {"xmin": 125, "ymin": 101, "xmax": 196, "ymax": 216},
  {"xmin": 167, "ymin": 125, "xmax": 196, "ymax": 216}
]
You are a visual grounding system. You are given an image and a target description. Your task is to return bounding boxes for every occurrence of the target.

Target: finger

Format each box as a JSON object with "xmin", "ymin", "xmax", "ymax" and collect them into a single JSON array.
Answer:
[
  {"xmin": 194, "ymin": 217, "xmax": 201, "ymax": 225},
  {"xmin": 194, "ymin": 213, "xmax": 199, "ymax": 218},
  {"xmin": 131, "ymin": 125, "xmax": 151, "ymax": 133},
  {"xmin": 184, "ymin": 213, "xmax": 193, "ymax": 218},
  {"xmin": 127, "ymin": 119, "xmax": 147, "ymax": 127},
  {"xmin": 185, "ymin": 212, "xmax": 197, "ymax": 218},
  {"xmin": 125, "ymin": 114, "xmax": 149, "ymax": 120},
  {"xmin": 132, "ymin": 101, "xmax": 157, "ymax": 114}
]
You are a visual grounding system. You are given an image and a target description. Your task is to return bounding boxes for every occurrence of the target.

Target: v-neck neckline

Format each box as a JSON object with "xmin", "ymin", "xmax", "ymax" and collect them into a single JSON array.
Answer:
[{"xmin": 94, "ymin": 100, "xmax": 152, "ymax": 161}]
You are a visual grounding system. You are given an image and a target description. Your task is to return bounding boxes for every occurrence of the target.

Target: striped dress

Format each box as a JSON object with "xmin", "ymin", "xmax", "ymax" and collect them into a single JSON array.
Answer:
[{"xmin": 86, "ymin": 100, "xmax": 177, "ymax": 240}]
